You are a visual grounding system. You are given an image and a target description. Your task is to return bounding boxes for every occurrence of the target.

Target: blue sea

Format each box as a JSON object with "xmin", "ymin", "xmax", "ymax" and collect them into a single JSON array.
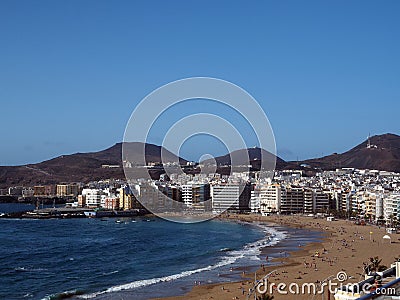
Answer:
[{"xmin": 0, "ymin": 204, "xmax": 321, "ymax": 300}]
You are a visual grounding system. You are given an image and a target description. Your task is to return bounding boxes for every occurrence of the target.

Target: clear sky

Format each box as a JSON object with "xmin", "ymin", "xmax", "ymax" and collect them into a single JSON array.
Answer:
[{"xmin": 0, "ymin": 0, "xmax": 399, "ymax": 165}]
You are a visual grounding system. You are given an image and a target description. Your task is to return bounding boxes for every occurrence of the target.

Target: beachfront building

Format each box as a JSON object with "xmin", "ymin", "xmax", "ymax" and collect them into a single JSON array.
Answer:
[
  {"xmin": 331, "ymin": 189, "xmax": 345, "ymax": 212},
  {"xmin": 314, "ymin": 189, "xmax": 330, "ymax": 213},
  {"xmin": 180, "ymin": 183, "xmax": 211, "ymax": 210},
  {"xmin": 82, "ymin": 188, "xmax": 103, "ymax": 207},
  {"xmin": 165, "ymin": 185, "xmax": 181, "ymax": 203},
  {"xmin": 119, "ymin": 186, "xmax": 134, "ymax": 210},
  {"xmin": 364, "ymin": 192, "xmax": 378, "ymax": 220},
  {"xmin": 134, "ymin": 183, "xmax": 169, "ymax": 212},
  {"xmin": 256, "ymin": 184, "xmax": 281, "ymax": 215},
  {"xmin": 103, "ymin": 197, "xmax": 119, "ymax": 210},
  {"xmin": 157, "ymin": 184, "xmax": 184, "ymax": 210},
  {"xmin": 249, "ymin": 189, "xmax": 260, "ymax": 213},
  {"xmin": 34, "ymin": 186, "xmax": 46, "ymax": 197},
  {"xmin": 212, "ymin": 184, "xmax": 239, "ymax": 213},
  {"xmin": 352, "ymin": 191, "xmax": 367, "ymax": 216},
  {"xmin": 56, "ymin": 184, "xmax": 79, "ymax": 197},
  {"xmin": 78, "ymin": 194, "xmax": 86, "ymax": 207},
  {"xmin": 341, "ymin": 190, "xmax": 352, "ymax": 212},
  {"xmin": 280, "ymin": 185, "xmax": 304, "ymax": 214},
  {"xmin": 192, "ymin": 184, "xmax": 211, "ymax": 211},
  {"xmin": 303, "ymin": 188, "xmax": 315, "ymax": 214},
  {"xmin": 181, "ymin": 184, "xmax": 193, "ymax": 207},
  {"xmin": 383, "ymin": 193, "xmax": 400, "ymax": 222},
  {"xmin": 376, "ymin": 194, "xmax": 384, "ymax": 220},
  {"xmin": 192, "ymin": 184, "xmax": 210, "ymax": 204}
]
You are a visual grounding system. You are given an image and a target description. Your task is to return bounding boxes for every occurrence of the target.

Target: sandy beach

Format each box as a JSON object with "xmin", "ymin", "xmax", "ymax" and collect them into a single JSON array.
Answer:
[{"xmin": 155, "ymin": 215, "xmax": 400, "ymax": 300}]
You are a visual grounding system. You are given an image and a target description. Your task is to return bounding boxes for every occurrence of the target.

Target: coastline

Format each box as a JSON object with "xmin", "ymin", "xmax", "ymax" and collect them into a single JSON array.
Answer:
[
  {"xmin": 155, "ymin": 214, "xmax": 399, "ymax": 300},
  {"xmin": 2, "ymin": 204, "xmax": 398, "ymax": 300},
  {"xmin": 88, "ymin": 217, "xmax": 303, "ymax": 300}
]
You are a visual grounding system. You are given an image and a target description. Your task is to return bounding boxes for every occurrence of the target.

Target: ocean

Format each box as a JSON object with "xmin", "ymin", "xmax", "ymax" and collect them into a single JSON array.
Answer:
[{"xmin": 0, "ymin": 204, "xmax": 322, "ymax": 300}]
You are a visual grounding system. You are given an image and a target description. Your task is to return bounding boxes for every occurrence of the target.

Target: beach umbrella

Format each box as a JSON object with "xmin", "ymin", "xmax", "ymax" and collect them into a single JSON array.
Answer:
[{"xmin": 382, "ymin": 235, "xmax": 391, "ymax": 243}]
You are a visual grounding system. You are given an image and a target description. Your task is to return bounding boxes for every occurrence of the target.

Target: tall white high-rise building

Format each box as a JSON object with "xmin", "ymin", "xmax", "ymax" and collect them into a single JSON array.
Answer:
[
  {"xmin": 211, "ymin": 184, "xmax": 240, "ymax": 213},
  {"xmin": 181, "ymin": 184, "xmax": 193, "ymax": 207},
  {"xmin": 250, "ymin": 189, "xmax": 260, "ymax": 213},
  {"xmin": 383, "ymin": 193, "xmax": 400, "ymax": 221}
]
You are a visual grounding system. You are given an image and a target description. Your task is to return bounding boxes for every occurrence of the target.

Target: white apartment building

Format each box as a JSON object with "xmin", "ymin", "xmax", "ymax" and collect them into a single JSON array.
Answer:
[
  {"xmin": 258, "ymin": 184, "xmax": 281, "ymax": 215},
  {"xmin": 250, "ymin": 190, "xmax": 260, "ymax": 213},
  {"xmin": 383, "ymin": 193, "xmax": 400, "ymax": 221},
  {"xmin": 181, "ymin": 184, "xmax": 193, "ymax": 207},
  {"xmin": 82, "ymin": 189, "xmax": 103, "ymax": 207}
]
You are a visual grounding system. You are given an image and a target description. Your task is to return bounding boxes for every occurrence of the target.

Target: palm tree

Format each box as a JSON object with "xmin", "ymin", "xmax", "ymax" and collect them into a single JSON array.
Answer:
[
  {"xmin": 363, "ymin": 256, "xmax": 387, "ymax": 274},
  {"xmin": 388, "ymin": 214, "xmax": 396, "ymax": 228},
  {"xmin": 393, "ymin": 216, "xmax": 399, "ymax": 228},
  {"xmin": 257, "ymin": 293, "xmax": 274, "ymax": 300}
]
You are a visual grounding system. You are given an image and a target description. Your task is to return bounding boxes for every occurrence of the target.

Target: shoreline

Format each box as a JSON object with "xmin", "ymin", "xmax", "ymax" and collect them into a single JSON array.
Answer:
[
  {"xmin": 87, "ymin": 216, "xmax": 320, "ymax": 300},
  {"xmin": 155, "ymin": 214, "xmax": 399, "ymax": 300},
  {"xmin": 2, "ymin": 205, "xmax": 398, "ymax": 299}
]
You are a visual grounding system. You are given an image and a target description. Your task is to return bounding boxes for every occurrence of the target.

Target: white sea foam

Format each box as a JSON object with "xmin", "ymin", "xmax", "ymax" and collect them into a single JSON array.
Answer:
[
  {"xmin": 228, "ymin": 222, "xmax": 287, "ymax": 261},
  {"xmin": 15, "ymin": 266, "xmax": 49, "ymax": 272},
  {"xmin": 79, "ymin": 223, "xmax": 286, "ymax": 299},
  {"xmin": 101, "ymin": 270, "xmax": 119, "ymax": 276}
]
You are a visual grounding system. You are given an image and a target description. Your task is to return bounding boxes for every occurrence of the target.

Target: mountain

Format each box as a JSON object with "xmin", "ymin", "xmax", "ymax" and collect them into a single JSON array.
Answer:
[
  {"xmin": 2, "ymin": 133, "xmax": 399, "ymax": 189},
  {"xmin": 0, "ymin": 143, "xmax": 187, "ymax": 188},
  {"xmin": 301, "ymin": 133, "xmax": 400, "ymax": 172}
]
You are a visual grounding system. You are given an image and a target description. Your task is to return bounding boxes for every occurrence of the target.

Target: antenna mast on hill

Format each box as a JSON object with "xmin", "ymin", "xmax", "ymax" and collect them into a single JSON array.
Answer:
[
  {"xmin": 367, "ymin": 133, "xmax": 371, "ymax": 149},
  {"xmin": 367, "ymin": 133, "xmax": 377, "ymax": 149}
]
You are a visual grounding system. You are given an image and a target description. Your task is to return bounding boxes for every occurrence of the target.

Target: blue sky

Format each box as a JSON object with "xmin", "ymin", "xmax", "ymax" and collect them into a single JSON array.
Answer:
[{"xmin": 0, "ymin": 0, "xmax": 399, "ymax": 165}]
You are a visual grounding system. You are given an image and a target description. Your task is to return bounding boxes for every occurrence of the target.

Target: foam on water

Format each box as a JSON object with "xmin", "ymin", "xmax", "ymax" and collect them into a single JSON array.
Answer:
[{"xmin": 79, "ymin": 222, "xmax": 286, "ymax": 299}]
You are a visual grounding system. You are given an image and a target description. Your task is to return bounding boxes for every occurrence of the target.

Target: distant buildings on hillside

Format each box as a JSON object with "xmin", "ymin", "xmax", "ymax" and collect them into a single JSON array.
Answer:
[{"xmin": 3, "ymin": 168, "xmax": 400, "ymax": 225}]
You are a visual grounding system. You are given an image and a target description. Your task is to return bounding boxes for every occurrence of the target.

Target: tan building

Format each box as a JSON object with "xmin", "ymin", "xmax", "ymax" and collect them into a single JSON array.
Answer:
[
  {"xmin": 365, "ymin": 193, "xmax": 377, "ymax": 220},
  {"xmin": 56, "ymin": 184, "xmax": 79, "ymax": 197},
  {"xmin": 34, "ymin": 186, "xmax": 46, "ymax": 196},
  {"xmin": 44, "ymin": 185, "xmax": 56, "ymax": 196},
  {"xmin": 78, "ymin": 195, "xmax": 86, "ymax": 207},
  {"xmin": 119, "ymin": 187, "xmax": 133, "ymax": 210},
  {"xmin": 35, "ymin": 185, "xmax": 56, "ymax": 197}
]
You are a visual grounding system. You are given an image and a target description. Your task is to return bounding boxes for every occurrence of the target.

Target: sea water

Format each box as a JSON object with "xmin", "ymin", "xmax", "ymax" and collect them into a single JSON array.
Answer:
[{"xmin": 0, "ymin": 204, "xmax": 322, "ymax": 300}]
